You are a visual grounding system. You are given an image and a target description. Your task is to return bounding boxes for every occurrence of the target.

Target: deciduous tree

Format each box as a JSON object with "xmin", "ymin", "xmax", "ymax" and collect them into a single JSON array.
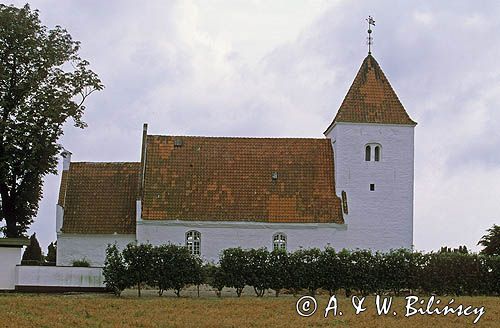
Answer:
[
  {"xmin": 0, "ymin": 4, "xmax": 103, "ymax": 237},
  {"xmin": 478, "ymin": 224, "xmax": 500, "ymax": 256},
  {"xmin": 122, "ymin": 243, "xmax": 154, "ymax": 297}
]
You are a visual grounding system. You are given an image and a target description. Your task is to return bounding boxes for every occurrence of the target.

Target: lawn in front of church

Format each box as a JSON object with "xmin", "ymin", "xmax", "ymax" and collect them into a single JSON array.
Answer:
[{"xmin": 0, "ymin": 290, "xmax": 498, "ymax": 327}]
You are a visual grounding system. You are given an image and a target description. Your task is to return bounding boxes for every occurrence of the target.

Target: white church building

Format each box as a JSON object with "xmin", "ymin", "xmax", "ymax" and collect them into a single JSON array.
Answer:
[{"xmin": 55, "ymin": 54, "xmax": 416, "ymax": 266}]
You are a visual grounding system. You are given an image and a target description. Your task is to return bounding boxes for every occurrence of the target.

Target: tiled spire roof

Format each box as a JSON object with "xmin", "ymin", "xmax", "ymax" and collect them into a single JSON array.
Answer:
[{"xmin": 325, "ymin": 55, "xmax": 416, "ymax": 133}]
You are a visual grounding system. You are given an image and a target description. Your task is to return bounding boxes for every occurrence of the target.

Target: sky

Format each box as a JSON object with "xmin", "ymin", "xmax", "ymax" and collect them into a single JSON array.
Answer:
[{"xmin": 6, "ymin": 0, "xmax": 500, "ymax": 253}]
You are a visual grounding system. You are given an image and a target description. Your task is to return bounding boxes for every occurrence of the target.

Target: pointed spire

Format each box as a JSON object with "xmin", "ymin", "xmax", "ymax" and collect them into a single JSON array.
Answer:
[{"xmin": 324, "ymin": 55, "xmax": 416, "ymax": 134}]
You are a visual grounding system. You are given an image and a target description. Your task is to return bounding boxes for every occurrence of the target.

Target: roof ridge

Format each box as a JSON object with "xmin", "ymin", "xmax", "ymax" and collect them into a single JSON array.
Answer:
[
  {"xmin": 71, "ymin": 161, "xmax": 140, "ymax": 164},
  {"xmin": 147, "ymin": 135, "xmax": 329, "ymax": 140}
]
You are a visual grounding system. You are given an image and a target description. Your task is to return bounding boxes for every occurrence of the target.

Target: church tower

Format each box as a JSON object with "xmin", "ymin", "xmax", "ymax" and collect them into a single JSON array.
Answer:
[{"xmin": 324, "ymin": 54, "xmax": 416, "ymax": 251}]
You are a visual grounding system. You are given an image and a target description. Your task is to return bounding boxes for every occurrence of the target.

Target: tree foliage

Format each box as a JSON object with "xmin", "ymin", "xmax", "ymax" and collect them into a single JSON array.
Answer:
[
  {"xmin": 478, "ymin": 224, "xmax": 500, "ymax": 256},
  {"xmin": 219, "ymin": 248, "xmax": 247, "ymax": 297},
  {"xmin": 245, "ymin": 248, "xmax": 270, "ymax": 297},
  {"xmin": 103, "ymin": 244, "xmax": 128, "ymax": 296},
  {"xmin": 103, "ymin": 243, "xmax": 204, "ymax": 297},
  {"xmin": 318, "ymin": 247, "xmax": 342, "ymax": 296},
  {"xmin": 203, "ymin": 263, "xmax": 226, "ymax": 297},
  {"xmin": 268, "ymin": 249, "xmax": 289, "ymax": 297},
  {"xmin": 149, "ymin": 244, "xmax": 203, "ymax": 297},
  {"xmin": 122, "ymin": 243, "xmax": 154, "ymax": 297},
  {"xmin": 0, "ymin": 4, "xmax": 103, "ymax": 237},
  {"xmin": 103, "ymin": 245, "xmax": 500, "ymax": 297},
  {"xmin": 439, "ymin": 245, "xmax": 469, "ymax": 254}
]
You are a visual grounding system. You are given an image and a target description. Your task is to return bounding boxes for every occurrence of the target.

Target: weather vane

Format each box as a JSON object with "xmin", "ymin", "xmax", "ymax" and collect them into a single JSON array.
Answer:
[{"xmin": 366, "ymin": 15, "xmax": 375, "ymax": 55}]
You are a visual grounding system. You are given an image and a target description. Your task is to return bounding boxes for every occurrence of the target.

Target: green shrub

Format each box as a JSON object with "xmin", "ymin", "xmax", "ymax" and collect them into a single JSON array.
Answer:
[
  {"xmin": 319, "ymin": 247, "xmax": 342, "ymax": 296},
  {"xmin": 246, "ymin": 248, "xmax": 270, "ymax": 297},
  {"xmin": 150, "ymin": 244, "xmax": 203, "ymax": 297},
  {"xmin": 22, "ymin": 233, "xmax": 43, "ymax": 265},
  {"xmin": 103, "ymin": 244, "xmax": 129, "ymax": 296},
  {"xmin": 219, "ymin": 248, "xmax": 248, "ymax": 297},
  {"xmin": 72, "ymin": 259, "xmax": 90, "ymax": 267},
  {"xmin": 122, "ymin": 243, "xmax": 154, "ymax": 297},
  {"xmin": 268, "ymin": 250, "xmax": 290, "ymax": 297},
  {"xmin": 203, "ymin": 263, "xmax": 226, "ymax": 297},
  {"xmin": 44, "ymin": 241, "xmax": 57, "ymax": 265}
]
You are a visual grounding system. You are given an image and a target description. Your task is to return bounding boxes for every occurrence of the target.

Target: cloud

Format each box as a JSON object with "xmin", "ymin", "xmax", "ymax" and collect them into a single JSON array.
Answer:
[{"xmin": 7, "ymin": 0, "xmax": 499, "ymax": 253}]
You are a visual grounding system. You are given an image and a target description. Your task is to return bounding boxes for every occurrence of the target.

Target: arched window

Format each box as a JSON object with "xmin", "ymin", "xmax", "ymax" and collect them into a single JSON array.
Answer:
[
  {"xmin": 365, "ymin": 143, "xmax": 382, "ymax": 162},
  {"xmin": 186, "ymin": 230, "xmax": 201, "ymax": 255},
  {"xmin": 374, "ymin": 146, "xmax": 380, "ymax": 161},
  {"xmin": 365, "ymin": 145, "xmax": 371, "ymax": 161},
  {"xmin": 273, "ymin": 233, "xmax": 287, "ymax": 251}
]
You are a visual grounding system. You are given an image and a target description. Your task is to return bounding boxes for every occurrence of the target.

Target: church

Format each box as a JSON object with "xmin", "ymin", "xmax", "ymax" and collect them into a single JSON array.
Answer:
[{"xmin": 55, "ymin": 53, "xmax": 416, "ymax": 266}]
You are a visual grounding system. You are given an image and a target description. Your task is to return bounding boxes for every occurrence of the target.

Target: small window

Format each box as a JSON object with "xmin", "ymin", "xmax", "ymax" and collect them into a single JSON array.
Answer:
[
  {"xmin": 370, "ymin": 184, "xmax": 375, "ymax": 191},
  {"xmin": 341, "ymin": 190, "xmax": 348, "ymax": 214},
  {"xmin": 174, "ymin": 138, "xmax": 183, "ymax": 147},
  {"xmin": 273, "ymin": 233, "xmax": 287, "ymax": 251},
  {"xmin": 374, "ymin": 146, "xmax": 380, "ymax": 161},
  {"xmin": 365, "ymin": 145, "xmax": 371, "ymax": 161},
  {"xmin": 186, "ymin": 230, "xmax": 201, "ymax": 255}
]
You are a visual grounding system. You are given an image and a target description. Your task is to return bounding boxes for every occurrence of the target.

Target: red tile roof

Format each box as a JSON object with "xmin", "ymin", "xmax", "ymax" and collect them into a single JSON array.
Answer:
[
  {"xmin": 60, "ymin": 162, "xmax": 140, "ymax": 234},
  {"xmin": 325, "ymin": 55, "xmax": 416, "ymax": 133},
  {"xmin": 60, "ymin": 54, "xmax": 417, "ymax": 232},
  {"xmin": 141, "ymin": 136, "xmax": 344, "ymax": 224}
]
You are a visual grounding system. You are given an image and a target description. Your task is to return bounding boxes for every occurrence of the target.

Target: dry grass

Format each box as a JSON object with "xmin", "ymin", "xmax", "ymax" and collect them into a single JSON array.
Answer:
[{"xmin": 0, "ymin": 290, "xmax": 498, "ymax": 327}]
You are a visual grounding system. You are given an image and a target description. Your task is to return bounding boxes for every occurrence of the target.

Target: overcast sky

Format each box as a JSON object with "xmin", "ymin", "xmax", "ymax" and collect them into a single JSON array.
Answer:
[{"xmin": 9, "ymin": 0, "xmax": 500, "ymax": 253}]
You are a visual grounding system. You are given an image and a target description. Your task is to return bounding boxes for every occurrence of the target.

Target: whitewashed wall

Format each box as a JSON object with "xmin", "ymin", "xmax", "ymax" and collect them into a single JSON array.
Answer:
[
  {"xmin": 56, "ymin": 233, "xmax": 135, "ymax": 267},
  {"xmin": 16, "ymin": 266, "xmax": 104, "ymax": 288},
  {"xmin": 326, "ymin": 123, "xmax": 415, "ymax": 251},
  {"xmin": 0, "ymin": 247, "xmax": 23, "ymax": 290},
  {"xmin": 137, "ymin": 221, "xmax": 346, "ymax": 263}
]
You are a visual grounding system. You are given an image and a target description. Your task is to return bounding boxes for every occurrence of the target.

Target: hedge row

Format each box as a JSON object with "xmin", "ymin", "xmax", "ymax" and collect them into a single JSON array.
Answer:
[{"xmin": 103, "ymin": 244, "xmax": 500, "ymax": 297}]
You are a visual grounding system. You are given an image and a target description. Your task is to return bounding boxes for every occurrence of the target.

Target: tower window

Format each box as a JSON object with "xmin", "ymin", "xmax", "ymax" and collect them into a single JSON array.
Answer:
[
  {"xmin": 273, "ymin": 233, "xmax": 287, "ymax": 251},
  {"xmin": 186, "ymin": 230, "xmax": 201, "ymax": 255},
  {"xmin": 370, "ymin": 184, "xmax": 375, "ymax": 191},
  {"xmin": 365, "ymin": 143, "xmax": 382, "ymax": 162},
  {"xmin": 365, "ymin": 145, "xmax": 371, "ymax": 161}
]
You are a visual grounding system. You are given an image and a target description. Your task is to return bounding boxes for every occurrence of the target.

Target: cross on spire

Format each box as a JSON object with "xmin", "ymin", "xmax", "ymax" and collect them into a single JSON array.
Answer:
[{"xmin": 366, "ymin": 16, "xmax": 375, "ymax": 55}]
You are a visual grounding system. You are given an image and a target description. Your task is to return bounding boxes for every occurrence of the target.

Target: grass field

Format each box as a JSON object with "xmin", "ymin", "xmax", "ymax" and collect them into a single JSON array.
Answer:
[{"xmin": 0, "ymin": 290, "xmax": 498, "ymax": 327}]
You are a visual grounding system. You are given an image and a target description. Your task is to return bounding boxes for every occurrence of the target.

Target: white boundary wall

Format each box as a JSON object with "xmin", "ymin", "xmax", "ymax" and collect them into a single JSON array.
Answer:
[
  {"xmin": 0, "ymin": 247, "xmax": 23, "ymax": 290},
  {"xmin": 15, "ymin": 266, "xmax": 104, "ymax": 288}
]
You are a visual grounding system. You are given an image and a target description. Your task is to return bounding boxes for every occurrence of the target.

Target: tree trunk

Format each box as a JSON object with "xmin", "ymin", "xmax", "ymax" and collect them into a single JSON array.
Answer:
[
  {"xmin": 5, "ymin": 214, "xmax": 17, "ymax": 237},
  {"xmin": 0, "ymin": 189, "xmax": 18, "ymax": 238},
  {"xmin": 138, "ymin": 283, "xmax": 141, "ymax": 297}
]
